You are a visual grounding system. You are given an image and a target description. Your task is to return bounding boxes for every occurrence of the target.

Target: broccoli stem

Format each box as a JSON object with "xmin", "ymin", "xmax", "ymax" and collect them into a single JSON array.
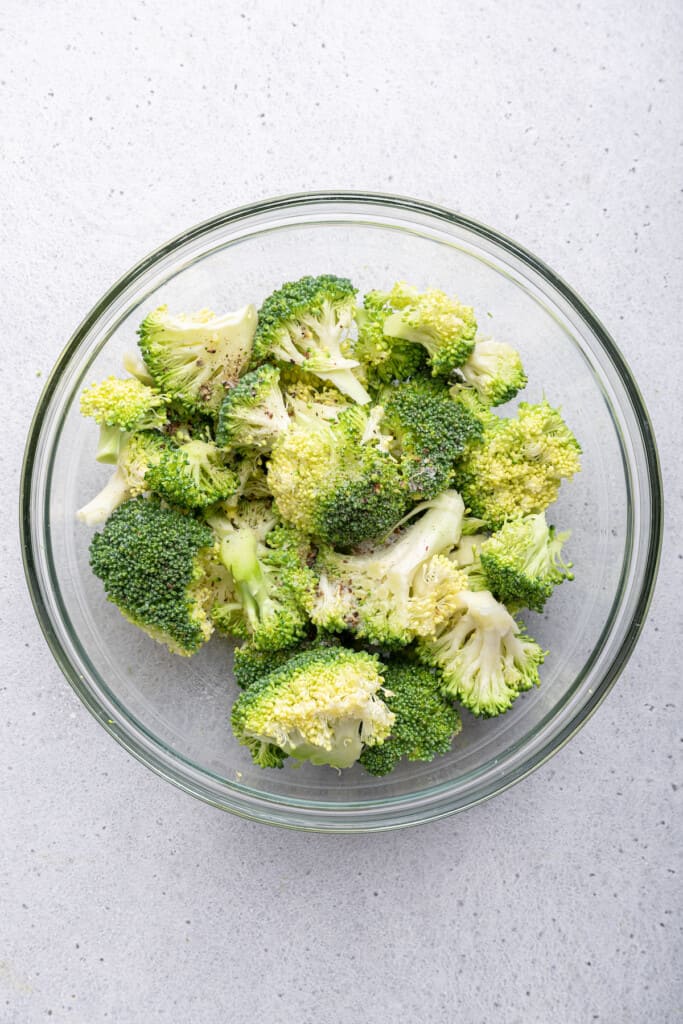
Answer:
[
  {"xmin": 76, "ymin": 467, "xmax": 131, "ymax": 526},
  {"xmin": 95, "ymin": 424, "xmax": 127, "ymax": 464}
]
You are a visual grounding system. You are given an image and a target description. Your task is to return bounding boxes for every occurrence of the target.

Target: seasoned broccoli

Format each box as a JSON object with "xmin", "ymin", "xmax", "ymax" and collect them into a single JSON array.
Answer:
[
  {"xmin": 359, "ymin": 662, "xmax": 461, "ymax": 775},
  {"xmin": 267, "ymin": 403, "xmax": 410, "ymax": 546},
  {"xmin": 146, "ymin": 439, "xmax": 239, "ymax": 509},
  {"xmin": 230, "ymin": 646, "xmax": 394, "ymax": 769},
  {"xmin": 80, "ymin": 376, "xmax": 168, "ymax": 464},
  {"xmin": 76, "ymin": 431, "xmax": 167, "ymax": 525},
  {"xmin": 310, "ymin": 489, "xmax": 467, "ymax": 645},
  {"xmin": 366, "ymin": 282, "xmax": 477, "ymax": 377},
  {"xmin": 89, "ymin": 497, "xmax": 216, "ymax": 655},
  {"xmin": 382, "ymin": 379, "xmax": 483, "ymax": 499},
  {"xmin": 471, "ymin": 512, "xmax": 573, "ymax": 612},
  {"xmin": 251, "ymin": 275, "xmax": 370, "ymax": 404},
  {"xmin": 137, "ymin": 303, "xmax": 257, "ymax": 413},
  {"xmin": 418, "ymin": 589, "xmax": 545, "ymax": 717},
  {"xmin": 353, "ymin": 300, "xmax": 428, "ymax": 388},
  {"xmin": 453, "ymin": 399, "xmax": 582, "ymax": 529},
  {"xmin": 452, "ymin": 337, "xmax": 527, "ymax": 407},
  {"xmin": 215, "ymin": 364, "xmax": 290, "ymax": 452}
]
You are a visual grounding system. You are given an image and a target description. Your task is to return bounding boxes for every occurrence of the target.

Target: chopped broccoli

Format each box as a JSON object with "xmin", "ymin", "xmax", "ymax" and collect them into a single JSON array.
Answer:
[
  {"xmin": 230, "ymin": 646, "xmax": 394, "ymax": 769},
  {"xmin": 137, "ymin": 303, "xmax": 257, "ymax": 413},
  {"xmin": 353, "ymin": 301, "xmax": 428, "ymax": 388},
  {"xmin": 76, "ymin": 431, "xmax": 167, "ymax": 525},
  {"xmin": 310, "ymin": 489, "xmax": 467, "ymax": 645},
  {"xmin": 251, "ymin": 275, "xmax": 370, "ymax": 404},
  {"xmin": 359, "ymin": 662, "xmax": 461, "ymax": 775},
  {"xmin": 146, "ymin": 439, "xmax": 239, "ymax": 509},
  {"xmin": 452, "ymin": 337, "xmax": 527, "ymax": 407},
  {"xmin": 80, "ymin": 375, "xmax": 169, "ymax": 464},
  {"xmin": 266, "ymin": 403, "xmax": 410, "ymax": 545},
  {"xmin": 216, "ymin": 364, "xmax": 290, "ymax": 452},
  {"xmin": 418, "ymin": 589, "xmax": 546, "ymax": 717},
  {"xmin": 232, "ymin": 633, "xmax": 340, "ymax": 690},
  {"xmin": 367, "ymin": 282, "xmax": 477, "ymax": 377},
  {"xmin": 472, "ymin": 512, "xmax": 573, "ymax": 612},
  {"xmin": 453, "ymin": 399, "xmax": 582, "ymax": 529},
  {"xmin": 89, "ymin": 497, "xmax": 216, "ymax": 655}
]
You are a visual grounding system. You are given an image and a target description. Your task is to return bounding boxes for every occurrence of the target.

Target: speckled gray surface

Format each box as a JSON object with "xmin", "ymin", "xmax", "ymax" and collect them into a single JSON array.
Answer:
[{"xmin": 2, "ymin": 1, "xmax": 681, "ymax": 1021}]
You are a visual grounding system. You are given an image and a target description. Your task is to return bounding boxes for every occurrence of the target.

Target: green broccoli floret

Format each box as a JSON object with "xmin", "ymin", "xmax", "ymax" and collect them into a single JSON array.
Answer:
[
  {"xmin": 452, "ymin": 337, "xmax": 527, "ymax": 407},
  {"xmin": 367, "ymin": 282, "xmax": 477, "ymax": 377},
  {"xmin": 472, "ymin": 512, "xmax": 573, "ymax": 612},
  {"xmin": 89, "ymin": 497, "xmax": 216, "ymax": 656},
  {"xmin": 80, "ymin": 376, "xmax": 169, "ymax": 464},
  {"xmin": 267, "ymin": 403, "xmax": 410, "ymax": 546},
  {"xmin": 145, "ymin": 439, "xmax": 239, "ymax": 509},
  {"xmin": 230, "ymin": 646, "xmax": 394, "ymax": 769},
  {"xmin": 453, "ymin": 398, "xmax": 582, "ymax": 529},
  {"xmin": 417, "ymin": 589, "xmax": 546, "ymax": 717},
  {"xmin": 353, "ymin": 301, "xmax": 428, "ymax": 389},
  {"xmin": 232, "ymin": 633, "xmax": 340, "ymax": 690},
  {"xmin": 137, "ymin": 303, "xmax": 257, "ymax": 413},
  {"xmin": 215, "ymin": 364, "xmax": 290, "ymax": 452},
  {"xmin": 251, "ymin": 275, "xmax": 370, "ymax": 404},
  {"xmin": 76, "ymin": 431, "xmax": 168, "ymax": 526},
  {"xmin": 310, "ymin": 490, "xmax": 467, "ymax": 646},
  {"xmin": 359, "ymin": 661, "xmax": 461, "ymax": 775},
  {"xmin": 381, "ymin": 379, "xmax": 483, "ymax": 499}
]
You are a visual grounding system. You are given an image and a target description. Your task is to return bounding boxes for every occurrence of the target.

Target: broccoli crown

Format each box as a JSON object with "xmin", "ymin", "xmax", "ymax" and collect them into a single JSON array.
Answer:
[
  {"xmin": 382, "ymin": 379, "xmax": 483, "ymax": 499},
  {"xmin": 216, "ymin": 364, "xmax": 290, "ymax": 452},
  {"xmin": 137, "ymin": 303, "xmax": 257, "ymax": 413},
  {"xmin": 453, "ymin": 337, "xmax": 527, "ymax": 407},
  {"xmin": 266, "ymin": 404, "xmax": 410, "ymax": 546},
  {"xmin": 89, "ymin": 497, "xmax": 215, "ymax": 655},
  {"xmin": 369, "ymin": 282, "xmax": 477, "ymax": 377},
  {"xmin": 145, "ymin": 439, "xmax": 239, "ymax": 509},
  {"xmin": 475, "ymin": 512, "xmax": 573, "ymax": 612},
  {"xmin": 251, "ymin": 274, "xmax": 370, "ymax": 405},
  {"xmin": 80, "ymin": 376, "xmax": 168, "ymax": 431},
  {"xmin": 453, "ymin": 399, "xmax": 582, "ymax": 529},
  {"xmin": 310, "ymin": 490, "xmax": 467, "ymax": 646},
  {"xmin": 418, "ymin": 589, "xmax": 545, "ymax": 717},
  {"xmin": 230, "ymin": 646, "xmax": 394, "ymax": 769},
  {"xmin": 353, "ymin": 302, "xmax": 428, "ymax": 388},
  {"xmin": 359, "ymin": 662, "xmax": 462, "ymax": 776},
  {"xmin": 232, "ymin": 633, "xmax": 340, "ymax": 690}
]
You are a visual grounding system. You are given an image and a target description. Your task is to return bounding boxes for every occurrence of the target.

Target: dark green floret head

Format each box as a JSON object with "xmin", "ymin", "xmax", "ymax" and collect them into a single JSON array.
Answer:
[
  {"xmin": 145, "ymin": 439, "xmax": 240, "ymax": 509},
  {"xmin": 89, "ymin": 497, "xmax": 216, "ymax": 656}
]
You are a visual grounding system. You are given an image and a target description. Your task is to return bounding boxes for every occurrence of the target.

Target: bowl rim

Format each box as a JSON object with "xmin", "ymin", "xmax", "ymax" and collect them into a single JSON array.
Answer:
[{"xmin": 20, "ymin": 190, "xmax": 663, "ymax": 832}]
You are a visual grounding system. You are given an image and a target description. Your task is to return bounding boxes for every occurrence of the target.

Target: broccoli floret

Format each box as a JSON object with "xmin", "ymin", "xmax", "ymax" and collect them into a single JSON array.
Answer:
[
  {"xmin": 215, "ymin": 364, "xmax": 290, "ymax": 452},
  {"xmin": 76, "ymin": 431, "xmax": 167, "ymax": 526},
  {"xmin": 89, "ymin": 497, "xmax": 216, "ymax": 656},
  {"xmin": 267, "ymin": 404, "xmax": 410, "ymax": 546},
  {"xmin": 353, "ymin": 301, "xmax": 428, "ymax": 388},
  {"xmin": 137, "ymin": 303, "xmax": 257, "ymax": 413},
  {"xmin": 382, "ymin": 379, "xmax": 483, "ymax": 499},
  {"xmin": 472, "ymin": 512, "xmax": 573, "ymax": 612},
  {"xmin": 359, "ymin": 661, "xmax": 461, "ymax": 775},
  {"xmin": 232, "ymin": 633, "xmax": 340, "ymax": 690},
  {"xmin": 80, "ymin": 376, "xmax": 169, "ymax": 464},
  {"xmin": 453, "ymin": 399, "xmax": 582, "ymax": 529},
  {"xmin": 146, "ymin": 439, "xmax": 239, "ymax": 509},
  {"xmin": 367, "ymin": 282, "xmax": 477, "ymax": 377},
  {"xmin": 251, "ymin": 275, "xmax": 370, "ymax": 404},
  {"xmin": 310, "ymin": 490, "xmax": 467, "ymax": 646},
  {"xmin": 230, "ymin": 646, "xmax": 394, "ymax": 769},
  {"xmin": 452, "ymin": 337, "xmax": 527, "ymax": 407},
  {"xmin": 417, "ymin": 589, "xmax": 546, "ymax": 717}
]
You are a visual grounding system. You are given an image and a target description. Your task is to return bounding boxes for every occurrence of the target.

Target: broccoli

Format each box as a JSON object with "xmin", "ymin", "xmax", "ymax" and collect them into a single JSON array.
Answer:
[
  {"xmin": 310, "ymin": 489, "xmax": 467, "ymax": 645},
  {"xmin": 353, "ymin": 300, "xmax": 428, "ymax": 388},
  {"xmin": 453, "ymin": 398, "xmax": 582, "ymax": 529},
  {"xmin": 359, "ymin": 662, "xmax": 461, "ymax": 775},
  {"xmin": 80, "ymin": 376, "xmax": 169, "ymax": 464},
  {"xmin": 366, "ymin": 282, "xmax": 477, "ymax": 377},
  {"xmin": 251, "ymin": 274, "xmax": 371, "ymax": 404},
  {"xmin": 452, "ymin": 337, "xmax": 527, "ymax": 407},
  {"xmin": 266, "ymin": 403, "xmax": 410, "ymax": 546},
  {"xmin": 215, "ymin": 364, "xmax": 289, "ymax": 452},
  {"xmin": 122, "ymin": 350, "xmax": 154, "ymax": 385},
  {"xmin": 418, "ymin": 589, "xmax": 546, "ymax": 717},
  {"xmin": 230, "ymin": 646, "xmax": 394, "ymax": 769},
  {"xmin": 381, "ymin": 379, "xmax": 483, "ymax": 499},
  {"xmin": 232, "ymin": 633, "xmax": 340, "ymax": 690},
  {"xmin": 145, "ymin": 439, "xmax": 239, "ymax": 509},
  {"xmin": 137, "ymin": 303, "xmax": 257, "ymax": 413},
  {"xmin": 76, "ymin": 431, "xmax": 167, "ymax": 526},
  {"xmin": 471, "ymin": 512, "xmax": 573, "ymax": 612},
  {"xmin": 89, "ymin": 496, "xmax": 216, "ymax": 656}
]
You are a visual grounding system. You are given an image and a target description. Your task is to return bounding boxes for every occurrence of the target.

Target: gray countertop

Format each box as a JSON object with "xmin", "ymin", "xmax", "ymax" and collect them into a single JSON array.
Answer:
[{"xmin": 3, "ymin": 1, "xmax": 680, "ymax": 1021}]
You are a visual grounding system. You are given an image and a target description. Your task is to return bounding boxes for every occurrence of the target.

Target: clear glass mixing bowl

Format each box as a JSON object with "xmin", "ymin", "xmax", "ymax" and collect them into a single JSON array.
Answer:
[{"xmin": 20, "ymin": 192, "xmax": 662, "ymax": 831}]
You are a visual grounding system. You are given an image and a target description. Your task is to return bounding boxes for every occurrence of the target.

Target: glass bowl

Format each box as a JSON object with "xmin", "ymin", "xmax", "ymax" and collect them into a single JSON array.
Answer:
[{"xmin": 20, "ymin": 192, "xmax": 662, "ymax": 832}]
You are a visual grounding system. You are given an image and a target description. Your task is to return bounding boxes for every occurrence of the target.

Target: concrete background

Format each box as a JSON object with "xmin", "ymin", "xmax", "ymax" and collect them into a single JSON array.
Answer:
[{"xmin": 2, "ymin": 1, "xmax": 681, "ymax": 1021}]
